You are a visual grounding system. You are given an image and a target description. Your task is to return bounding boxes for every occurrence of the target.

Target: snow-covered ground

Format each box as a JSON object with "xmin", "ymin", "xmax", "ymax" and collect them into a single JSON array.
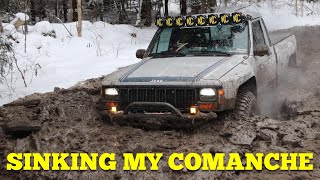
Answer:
[
  {"xmin": 0, "ymin": 22, "xmax": 156, "ymax": 105},
  {"xmin": 245, "ymin": 2, "xmax": 320, "ymax": 31},
  {"xmin": 1, "ymin": 1, "xmax": 320, "ymax": 105}
]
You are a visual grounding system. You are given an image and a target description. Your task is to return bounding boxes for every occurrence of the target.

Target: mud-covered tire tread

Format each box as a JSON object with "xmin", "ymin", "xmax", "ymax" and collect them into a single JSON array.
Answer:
[{"xmin": 235, "ymin": 90, "xmax": 257, "ymax": 117}]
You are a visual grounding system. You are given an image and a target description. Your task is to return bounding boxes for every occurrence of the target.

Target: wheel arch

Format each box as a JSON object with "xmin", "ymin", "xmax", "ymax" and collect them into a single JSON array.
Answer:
[
  {"xmin": 288, "ymin": 52, "xmax": 297, "ymax": 67},
  {"xmin": 219, "ymin": 61, "xmax": 257, "ymax": 110},
  {"xmin": 236, "ymin": 76, "xmax": 257, "ymax": 97}
]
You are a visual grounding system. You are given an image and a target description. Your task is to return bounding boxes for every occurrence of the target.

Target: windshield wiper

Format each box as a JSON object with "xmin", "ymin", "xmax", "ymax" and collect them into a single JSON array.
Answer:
[
  {"xmin": 150, "ymin": 51, "xmax": 186, "ymax": 58},
  {"xmin": 188, "ymin": 50, "xmax": 232, "ymax": 56}
]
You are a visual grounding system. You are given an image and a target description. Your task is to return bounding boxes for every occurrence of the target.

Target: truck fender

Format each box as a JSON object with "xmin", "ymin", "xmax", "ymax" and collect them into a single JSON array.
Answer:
[{"xmin": 219, "ymin": 62, "xmax": 256, "ymax": 109}]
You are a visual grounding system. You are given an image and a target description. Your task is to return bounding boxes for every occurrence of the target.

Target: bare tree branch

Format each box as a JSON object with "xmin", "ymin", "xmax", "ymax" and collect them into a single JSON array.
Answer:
[{"xmin": 13, "ymin": 53, "xmax": 27, "ymax": 87}]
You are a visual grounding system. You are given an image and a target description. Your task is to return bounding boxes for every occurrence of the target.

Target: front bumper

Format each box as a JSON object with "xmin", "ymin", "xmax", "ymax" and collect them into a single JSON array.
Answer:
[{"xmin": 100, "ymin": 102, "xmax": 217, "ymax": 130}]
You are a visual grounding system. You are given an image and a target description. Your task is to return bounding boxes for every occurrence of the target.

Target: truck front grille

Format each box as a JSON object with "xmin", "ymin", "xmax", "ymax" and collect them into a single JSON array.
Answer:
[{"xmin": 119, "ymin": 88, "xmax": 197, "ymax": 111}]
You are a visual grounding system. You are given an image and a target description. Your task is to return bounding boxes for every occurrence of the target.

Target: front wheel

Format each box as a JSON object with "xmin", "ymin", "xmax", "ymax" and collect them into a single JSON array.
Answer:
[{"xmin": 235, "ymin": 90, "xmax": 259, "ymax": 117}]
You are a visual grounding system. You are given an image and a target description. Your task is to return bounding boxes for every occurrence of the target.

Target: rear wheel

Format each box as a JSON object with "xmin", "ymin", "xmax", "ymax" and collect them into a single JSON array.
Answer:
[
  {"xmin": 288, "ymin": 53, "xmax": 297, "ymax": 68},
  {"xmin": 235, "ymin": 90, "xmax": 259, "ymax": 117}
]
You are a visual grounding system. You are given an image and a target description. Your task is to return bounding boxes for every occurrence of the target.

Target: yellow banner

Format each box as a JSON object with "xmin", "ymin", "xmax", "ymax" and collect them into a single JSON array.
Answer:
[{"xmin": 6, "ymin": 152, "xmax": 313, "ymax": 171}]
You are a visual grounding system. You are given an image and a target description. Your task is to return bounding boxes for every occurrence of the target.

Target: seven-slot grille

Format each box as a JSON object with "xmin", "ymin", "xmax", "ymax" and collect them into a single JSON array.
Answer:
[{"xmin": 119, "ymin": 88, "xmax": 197, "ymax": 111}]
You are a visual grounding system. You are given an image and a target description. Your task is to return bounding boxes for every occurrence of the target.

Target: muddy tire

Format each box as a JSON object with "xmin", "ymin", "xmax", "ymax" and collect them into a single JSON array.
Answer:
[{"xmin": 235, "ymin": 90, "xmax": 259, "ymax": 117}]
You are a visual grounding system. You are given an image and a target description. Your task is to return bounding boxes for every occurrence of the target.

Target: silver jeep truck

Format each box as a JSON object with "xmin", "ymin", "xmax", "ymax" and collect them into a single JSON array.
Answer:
[{"xmin": 100, "ymin": 11, "xmax": 297, "ymax": 129}]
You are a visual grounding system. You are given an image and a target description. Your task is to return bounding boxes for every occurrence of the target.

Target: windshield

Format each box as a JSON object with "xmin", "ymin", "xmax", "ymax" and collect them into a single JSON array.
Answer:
[{"xmin": 147, "ymin": 24, "xmax": 248, "ymax": 57}]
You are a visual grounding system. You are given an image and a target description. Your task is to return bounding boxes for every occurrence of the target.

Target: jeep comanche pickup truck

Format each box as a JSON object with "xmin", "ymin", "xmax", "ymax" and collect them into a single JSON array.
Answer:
[{"xmin": 100, "ymin": 11, "xmax": 297, "ymax": 128}]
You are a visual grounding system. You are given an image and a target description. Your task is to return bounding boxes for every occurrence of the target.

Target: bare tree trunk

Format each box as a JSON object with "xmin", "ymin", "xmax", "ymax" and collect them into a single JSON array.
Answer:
[
  {"xmin": 145, "ymin": 0, "xmax": 152, "ymax": 26},
  {"xmin": 99, "ymin": 6, "xmax": 104, "ymax": 21},
  {"xmin": 164, "ymin": 0, "xmax": 169, "ymax": 16},
  {"xmin": 24, "ymin": 1, "xmax": 28, "ymax": 53},
  {"xmin": 181, "ymin": 0, "xmax": 187, "ymax": 15},
  {"xmin": 201, "ymin": 0, "xmax": 206, "ymax": 13},
  {"xmin": 62, "ymin": 0, "xmax": 68, "ymax": 22},
  {"xmin": 121, "ymin": 0, "xmax": 125, "ymax": 10},
  {"xmin": 0, "ymin": 20, "xmax": 3, "ymax": 33},
  {"xmin": 119, "ymin": 0, "xmax": 127, "ymax": 23},
  {"xmin": 224, "ymin": 0, "xmax": 228, "ymax": 7},
  {"xmin": 70, "ymin": 0, "xmax": 73, "ymax": 21},
  {"xmin": 77, "ymin": 0, "xmax": 82, "ymax": 37},
  {"xmin": 135, "ymin": 0, "xmax": 143, "ymax": 27},
  {"xmin": 39, "ymin": 0, "xmax": 46, "ymax": 20},
  {"xmin": 301, "ymin": 0, "xmax": 304, "ymax": 16},
  {"xmin": 100, "ymin": 0, "xmax": 109, "ymax": 21},
  {"xmin": 72, "ymin": 0, "xmax": 77, "ymax": 22},
  {"xmin": 55, "ymin": 0, "xmax": 59, "ymax": 18},
  {"xmin": 156, "ymin": 1, "xmax": 162, "ymax": 17},
  {"xmin": 295, "ymin": 0, "xmax": 298, "ymax": 16},
  {"xmin": 30, "ymin": 0, "xmax": 36, "ymax": 24},
  {"xmin": 208, "ymin": 0, "xmax": 217, "ymax": 8}
]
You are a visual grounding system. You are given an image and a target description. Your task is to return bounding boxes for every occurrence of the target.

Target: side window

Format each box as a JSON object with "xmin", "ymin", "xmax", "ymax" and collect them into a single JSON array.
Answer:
[
  {"xmin": 252, "ymin": 20, "xmax": 266, "ymax": 48},
  {"xmin": 152, "ymin": 28, "xmax": 172, "ymax": 53}
]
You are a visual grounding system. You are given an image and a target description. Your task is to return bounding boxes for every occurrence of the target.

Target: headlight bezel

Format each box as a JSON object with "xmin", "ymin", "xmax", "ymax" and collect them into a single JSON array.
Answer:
[{"xmin": 199, "ymin": 88, "xmax": 217, "ymax": 101}]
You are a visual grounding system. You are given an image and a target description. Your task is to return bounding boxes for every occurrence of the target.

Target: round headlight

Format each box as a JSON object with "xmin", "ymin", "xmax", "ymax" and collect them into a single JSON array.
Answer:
[
  {"xmin": 200, "ymin": 88, "xmax": 216, "ymax": 96},
  {"xmin": 105, "ymin": 88, "xmax": 118, "ymax": 96}
]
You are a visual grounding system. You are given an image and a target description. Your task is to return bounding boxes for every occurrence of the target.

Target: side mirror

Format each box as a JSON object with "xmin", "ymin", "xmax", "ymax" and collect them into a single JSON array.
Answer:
[
  {"xmin": 254, "ymin": 45, "xmax": 270, "ymax": 57},
  {"xmin": 136, "ymin": 49, "xmax": 146, "ymax": 59}
]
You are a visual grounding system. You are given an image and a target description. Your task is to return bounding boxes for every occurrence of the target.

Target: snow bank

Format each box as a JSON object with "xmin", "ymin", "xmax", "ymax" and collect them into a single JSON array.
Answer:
[
  {"xmin": 15, "ymin": 13, "xmax": 30, "ymax": 21},
  {"xmin": 2, "ymin": 23, "xmax": 23, "ymax": 40},
  {"xmin": 3, "ymin": 24, "xmax": 16, "ymax": 32},
  {"xmin": 34, "ymin": 21, "xmax": 54, "ymax": 34},
  {"xmin": 0, "ymin": 21, "xmax": 156, "ymax": 105},
  {"xmin": 10, "ymin": 13, "xmax": 30, "ymax": 25},
  {"xmin": 244, "ymin": 3, "xmax": 320, "ymax": 31}
]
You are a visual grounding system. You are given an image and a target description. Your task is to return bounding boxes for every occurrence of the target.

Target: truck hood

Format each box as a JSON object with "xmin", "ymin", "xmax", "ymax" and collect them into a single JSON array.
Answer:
[{"xmin": 119, "ymin": 55, "xmax": 245, "ymax": 83}]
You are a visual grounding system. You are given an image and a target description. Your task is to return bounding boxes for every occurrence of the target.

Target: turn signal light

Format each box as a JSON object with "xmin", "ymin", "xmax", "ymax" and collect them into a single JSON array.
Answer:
[
  {"xmin": 190, "ymin": 106, "xmax": 198, "ymax": 115},
  {"xmin": 106, "ymin": 102, "xmax": 118, "ymax": 113},
  {"xmin": 106, "ymin": 102, "xmax": 117, "ymax": 108},
  {"xmin": 218, "ymin": 89, "xmax": 225, "ymax": 104},
  {"xmin": 199, "ymin": 103, "xmax": 216, "ymax": 110}
]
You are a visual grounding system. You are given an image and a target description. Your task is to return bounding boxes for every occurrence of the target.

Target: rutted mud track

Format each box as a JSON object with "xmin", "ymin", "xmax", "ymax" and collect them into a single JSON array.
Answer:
[{"xmin": 0, "ymin": 26, "xmax": 320, "ymax": 180}]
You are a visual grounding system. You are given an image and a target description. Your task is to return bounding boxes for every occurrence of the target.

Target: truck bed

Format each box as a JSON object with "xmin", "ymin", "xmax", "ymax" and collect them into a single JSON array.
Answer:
[
  {"xmin": 269, "ymin": 31, "xmax": 293, "ymax": 45},
  {"xmin": 270, "ymin": 30, "xmax": 297, "ymax": 76}
]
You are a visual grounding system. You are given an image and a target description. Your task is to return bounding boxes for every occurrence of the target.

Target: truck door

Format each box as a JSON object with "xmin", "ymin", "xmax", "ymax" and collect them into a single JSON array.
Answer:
[{"xmin": 251, "ymin": 19, "xmax": 277, "ymax": 88}]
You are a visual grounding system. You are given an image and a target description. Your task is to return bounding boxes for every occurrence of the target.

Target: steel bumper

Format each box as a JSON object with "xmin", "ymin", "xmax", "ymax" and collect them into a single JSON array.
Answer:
[{"xmin": 100, "ymin": 102, "xmax": 217, "ymax": 130}]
